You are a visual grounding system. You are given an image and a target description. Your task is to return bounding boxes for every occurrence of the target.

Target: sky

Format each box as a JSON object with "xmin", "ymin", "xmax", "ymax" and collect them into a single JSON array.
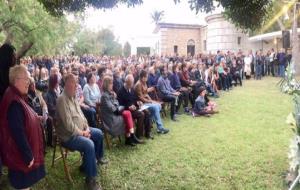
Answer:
[{"xmin": 83, "ymin": 0, "xmax": 221, "ymax": 44}]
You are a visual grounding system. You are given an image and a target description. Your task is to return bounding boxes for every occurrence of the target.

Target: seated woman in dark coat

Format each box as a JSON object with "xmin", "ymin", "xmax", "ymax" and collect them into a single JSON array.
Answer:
[
  {"xmin": 28, "ymin": 77, "xmax": 48, "ymax": 119},
  {"xmin": 28, "ymin": 77, "xmax": 51, "ymax": 148},
  {"xmin": 43, "ymin": 74, "xmax": 60, "ymax": 146},
  {"xmin": 0, "ymin": 65, "xmax": 45, "ymax": 189},
  {"xmin": 112, "ymin": 67, "xmax": 124, "ymax": 93},
  {"xmin": 169, "ymin": 64, "xmax": 192, "ymax": 113},
  {"xmin": 100, "ymin": 75, "xmax": 143, "ymax": 146}
]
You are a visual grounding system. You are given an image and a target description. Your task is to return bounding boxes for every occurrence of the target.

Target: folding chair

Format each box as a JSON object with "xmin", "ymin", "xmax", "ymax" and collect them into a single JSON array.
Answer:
[
  {"xmin": 151, "ymin": 88, "xmax": 168, "ymax": 118},
  {"xmin": 51, "ymin": 119, "xmax": 82, "ymax": 184},
  {"xmin": 96, "ymin": 103, "xmax": 122, "ymax": 149}
]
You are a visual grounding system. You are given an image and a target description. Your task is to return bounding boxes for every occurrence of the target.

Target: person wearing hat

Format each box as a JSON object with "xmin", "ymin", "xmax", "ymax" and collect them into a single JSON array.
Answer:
[{"xmin": 192, "ymin": 86, "xmax": 218, "ymax": 117}]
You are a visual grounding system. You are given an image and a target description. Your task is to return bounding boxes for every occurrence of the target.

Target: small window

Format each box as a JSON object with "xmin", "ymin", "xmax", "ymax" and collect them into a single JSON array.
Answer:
[
  {"xmin": 237, "ymin": 37, "xmax": 241, "ymax": 45},
  {"xmin": 174, "ymin": 45, "xmax": 178, "ymax": 53}
]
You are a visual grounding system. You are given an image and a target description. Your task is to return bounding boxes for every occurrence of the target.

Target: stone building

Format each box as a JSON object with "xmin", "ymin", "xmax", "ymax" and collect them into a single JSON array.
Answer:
[
  {"xmin": 151, "ymin": 13, "xmax": 287, "ymax": 55},
  {"xmin": 153, "ymin": 23, "xmax": 203, "ymax": 56},
  {"xmin": 205, "ymin": 13, "xmax": 248, "ymax": 53},
  {"xmin": 153, "ymin": 13, "xmax": 249, "ymax": 55}
]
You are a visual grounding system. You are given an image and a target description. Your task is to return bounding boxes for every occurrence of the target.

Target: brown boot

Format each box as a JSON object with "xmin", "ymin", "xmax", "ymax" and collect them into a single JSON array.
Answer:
[{"xmin": 85, "ymin": 177, "xmax": 102, "ymax": 190}]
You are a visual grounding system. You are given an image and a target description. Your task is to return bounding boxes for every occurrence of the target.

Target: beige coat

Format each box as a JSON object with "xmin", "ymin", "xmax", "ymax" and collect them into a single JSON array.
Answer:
[{"xmin": 56, "ymin": 91, "xmax": 88, "ymax": 142}]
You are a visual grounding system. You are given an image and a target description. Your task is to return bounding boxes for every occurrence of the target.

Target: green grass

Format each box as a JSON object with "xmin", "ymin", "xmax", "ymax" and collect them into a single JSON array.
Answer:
[{"xmin": 1, "ymin": 77, "xmax": 294, "ymax": 190}]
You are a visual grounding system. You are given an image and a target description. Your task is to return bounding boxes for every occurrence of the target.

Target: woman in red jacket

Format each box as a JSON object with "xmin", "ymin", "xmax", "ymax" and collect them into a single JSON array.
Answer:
[{"xmin": 0, "ymin": 65, "xmax": 45, "ymax": 189}]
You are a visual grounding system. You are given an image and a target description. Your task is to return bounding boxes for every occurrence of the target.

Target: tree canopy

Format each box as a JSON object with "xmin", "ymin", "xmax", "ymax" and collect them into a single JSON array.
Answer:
[
  {"xmin": 151, "ymin": 10, "xmax": 165, "ymax": 24},
  {"xmin": 38, "ymin": 0, "xmax": 143, "ymax": 16},
  {"xmin": 182, "ymin": 0, "xmax": 274, "ymax": 32},
  {"xmin": 123, "ymin": 41, "xmax": 131, "ymax": 57},
  {"xmin": 72, "ymin": 28, "xmax": 122, "ymax": 56},
  {"xmin": 39, "ymin": 0, "xmax": 275, "ymax": 32},
  {"xmin": 0, "ymin": 0, "xmax": 79, "ymax": 58}
]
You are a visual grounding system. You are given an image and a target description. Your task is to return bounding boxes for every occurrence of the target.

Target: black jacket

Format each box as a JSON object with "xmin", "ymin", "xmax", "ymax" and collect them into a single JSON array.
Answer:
[
  {"xmin": 43, "ymin": 90, "xmax": 57, "ymax": 117},
  {"xmin": 117, "ymin": 86, "xmax": 138, "ymax": 110}
]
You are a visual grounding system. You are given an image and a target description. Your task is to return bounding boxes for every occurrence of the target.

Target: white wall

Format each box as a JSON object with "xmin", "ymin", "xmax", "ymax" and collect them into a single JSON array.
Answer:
[{"xmin": 204, "ymin": 14, "xmax": 249, "ymax": 53}]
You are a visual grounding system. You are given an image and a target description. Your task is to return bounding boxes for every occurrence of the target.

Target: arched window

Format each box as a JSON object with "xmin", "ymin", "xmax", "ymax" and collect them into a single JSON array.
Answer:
[{"xmin": 187, "ymin": 39, "xmax": 195, "ymax": 46}]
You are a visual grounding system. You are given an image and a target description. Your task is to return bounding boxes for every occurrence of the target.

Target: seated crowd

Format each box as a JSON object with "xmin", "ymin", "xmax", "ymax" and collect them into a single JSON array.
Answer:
[{"xmin": 0, "ymin": 43, "xmax": 287, "ymax": 190}]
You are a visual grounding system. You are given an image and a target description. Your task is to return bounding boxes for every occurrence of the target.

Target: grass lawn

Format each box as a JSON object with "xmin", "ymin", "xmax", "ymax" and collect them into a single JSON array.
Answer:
[{"xmin": 1, "ymin": 77, "xmax": 294, "ymax": 190}]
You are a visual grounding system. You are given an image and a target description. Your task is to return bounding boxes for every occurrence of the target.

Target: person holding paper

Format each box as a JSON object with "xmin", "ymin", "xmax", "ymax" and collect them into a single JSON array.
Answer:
[
  {"xmin": 134, "ymin": 70, "xmax": 169, "ymax": 134},
  {"xmin": 118, "ymin": 74, "xmax": 153, "ymax": 139}
]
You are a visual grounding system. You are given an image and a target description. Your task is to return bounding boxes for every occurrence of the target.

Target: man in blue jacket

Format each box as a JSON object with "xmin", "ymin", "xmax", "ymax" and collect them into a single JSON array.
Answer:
[{"xmin": 157, "ymin": 67, "xmax": 182, "ymax": 121}]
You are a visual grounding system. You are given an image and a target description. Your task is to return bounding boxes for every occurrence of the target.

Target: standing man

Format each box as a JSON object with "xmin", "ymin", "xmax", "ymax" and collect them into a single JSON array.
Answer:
[
  {"xmin": 270, "ymin": 48, "xmax": 276, "ymax": 77},
  {"xmin": 255, "ymin": 50, "xmax": 263, "ymax": 80},
  {"xmin": 277, "ymin": 48, "xmax": 287, "ymax": 78}
]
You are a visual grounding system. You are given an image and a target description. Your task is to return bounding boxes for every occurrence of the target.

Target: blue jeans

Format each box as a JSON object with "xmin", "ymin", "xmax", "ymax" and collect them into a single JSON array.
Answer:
[
  {"xmin": 81, "ymin": 106, "xmax": 97, "ymax": 128},
  {"xmin": 62, "ymin": 128, "xmax": 104, "ymax": 178},
  {"xmin": 144, "ymin": 103, "xmax": 164, "ymax": 131},
  {"xmin": 279, "ymin": 65, "xmax": 285, "ymax": 77},
  {"xmin": 206, "ymin": 84, "xmax": 216, "ymax": 96},
  {"xmin": 255, "ymin": 64, "xmax": 262, "ymax": 80},
  {"xmin": 240, "ymin": 68, "xmax": 244, "ymax": 80},
  {"xmin": 220, "ymin": 73, "xmax": 229, "ymax": 90}
]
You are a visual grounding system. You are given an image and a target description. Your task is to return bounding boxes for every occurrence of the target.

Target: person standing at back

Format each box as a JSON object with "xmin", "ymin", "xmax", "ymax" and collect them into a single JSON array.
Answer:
[
  {"xmin": 0, "ymin": 43, "xmax": 17, "ymax": 183},
  {"xmin": 0, "ymin": 65, "xmax": 45, "ymax": 190},
  {"xmin": 277, "ymin": 48, "xmax": 287, "ymax": 78}
]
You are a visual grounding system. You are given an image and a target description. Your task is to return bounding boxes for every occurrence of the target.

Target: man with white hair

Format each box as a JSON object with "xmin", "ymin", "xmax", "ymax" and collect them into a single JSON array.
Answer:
[
  {"xmin": 118, "ymin": 74, "xmax": 153, "ymax": 139},
  {"xmin": 56, "ymin": 73, "xmax": 106, "ymax": 190}
]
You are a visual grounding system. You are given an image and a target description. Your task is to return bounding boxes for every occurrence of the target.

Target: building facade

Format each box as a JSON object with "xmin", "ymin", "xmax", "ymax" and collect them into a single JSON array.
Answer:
[
  {"xmin": 154, "ymin": 23, "xmax": 203, "ymax": 56},
  {"xmin": 205, "ymin": 13, "xmax": 248, "ymax": 53},
  {"xmin": 152, "ymin": 13, "xmax": 287, "ymax": 55},
  {"xmin": 154, "ymin": 13, "xmax": 250, "ymax": 55}
]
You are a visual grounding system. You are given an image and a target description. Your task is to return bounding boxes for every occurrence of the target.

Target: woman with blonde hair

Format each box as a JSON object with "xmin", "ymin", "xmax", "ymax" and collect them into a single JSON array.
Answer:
[{"xmin": 100, "ymin": 75, "xmax": 143, "ymax": 146}]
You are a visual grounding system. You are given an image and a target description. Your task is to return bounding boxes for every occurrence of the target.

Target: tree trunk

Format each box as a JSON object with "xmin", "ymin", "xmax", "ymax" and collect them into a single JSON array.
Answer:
[
  {"xmin": 4, "ymin": 29, "xmax": 13, "ymax": 44},
  {"xmin": 292, "ymin": 2, "xmax": 300, "ymax": 77},
  {"xmin": 16, "ymin": 41, "xmax": 34, "ymax": 59}
]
